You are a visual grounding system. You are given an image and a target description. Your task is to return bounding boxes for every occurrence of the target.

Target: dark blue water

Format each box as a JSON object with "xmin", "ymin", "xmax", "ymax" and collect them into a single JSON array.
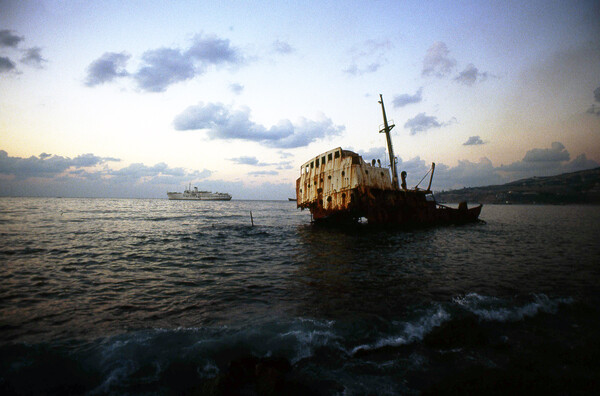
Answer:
[{"xmin": 1, "ymin": 198, "xmax": 599, "ymax": 394}]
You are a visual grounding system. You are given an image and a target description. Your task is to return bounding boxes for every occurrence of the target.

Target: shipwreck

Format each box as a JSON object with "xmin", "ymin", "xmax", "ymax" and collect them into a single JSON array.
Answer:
[{"xmin": 296, "ymin": 94, "xmax": 482, "ymax": 225}]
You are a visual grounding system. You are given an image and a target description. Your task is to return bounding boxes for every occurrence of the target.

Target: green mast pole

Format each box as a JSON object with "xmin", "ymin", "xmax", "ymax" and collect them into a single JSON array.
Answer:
[{"xmin": 378, "ymin": 94, "xmax": 399, "ymax": 189}]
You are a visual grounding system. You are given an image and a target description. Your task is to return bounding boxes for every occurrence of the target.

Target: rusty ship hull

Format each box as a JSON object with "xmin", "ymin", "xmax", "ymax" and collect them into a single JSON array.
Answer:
[
  {"xmin": 295, "ymin": 95, "xmax": 482, "ymax": 226},
  {"xmin": 296, "ymin": 147, "xmax": 482, "ymax": 225}
]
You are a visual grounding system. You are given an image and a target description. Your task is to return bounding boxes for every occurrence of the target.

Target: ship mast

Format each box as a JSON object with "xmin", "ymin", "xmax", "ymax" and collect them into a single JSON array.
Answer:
[{"xmin": 378, "ymin": 94, "xmax": 399, "ymax": 189}]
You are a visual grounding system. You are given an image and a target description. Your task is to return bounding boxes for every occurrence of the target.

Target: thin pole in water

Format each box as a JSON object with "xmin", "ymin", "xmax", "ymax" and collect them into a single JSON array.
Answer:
[{"xmin": 250, "ymin": 211, "xmax": 254, "ymax": 227}]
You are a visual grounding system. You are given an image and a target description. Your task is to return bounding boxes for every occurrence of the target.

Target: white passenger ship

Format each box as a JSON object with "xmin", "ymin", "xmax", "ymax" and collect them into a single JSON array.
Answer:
[{"xmin": 167, "ymin": 184, "xmax": 232, "ymax": 201}]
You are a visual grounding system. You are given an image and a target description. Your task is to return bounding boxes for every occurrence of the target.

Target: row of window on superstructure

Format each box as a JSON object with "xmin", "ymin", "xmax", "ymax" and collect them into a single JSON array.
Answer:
[{"xmin": 303, "ymin": 150, "xmax": 341, "ymax": 174}]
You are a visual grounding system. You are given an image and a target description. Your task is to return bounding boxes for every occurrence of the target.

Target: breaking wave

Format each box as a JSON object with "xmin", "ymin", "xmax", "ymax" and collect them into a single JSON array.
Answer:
[{"xmin": 453, "ymin": 293, "xmax": 574, "ymax": 322}]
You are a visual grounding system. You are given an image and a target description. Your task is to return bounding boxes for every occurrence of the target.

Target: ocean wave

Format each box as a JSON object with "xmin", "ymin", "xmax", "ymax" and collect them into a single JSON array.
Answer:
[
  {"xmin": 453, "ymin": 293, "xmax": 574, "ymax": 322},
  {"xmin": 350, "ymin": 306, "xmax": 450, "ymax": 355}
]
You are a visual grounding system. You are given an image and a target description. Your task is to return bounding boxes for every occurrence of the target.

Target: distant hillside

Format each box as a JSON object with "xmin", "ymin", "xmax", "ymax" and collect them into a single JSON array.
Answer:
[{"xmin": 435, "ymin": 167, "xmax": 600, "ymax": 204}]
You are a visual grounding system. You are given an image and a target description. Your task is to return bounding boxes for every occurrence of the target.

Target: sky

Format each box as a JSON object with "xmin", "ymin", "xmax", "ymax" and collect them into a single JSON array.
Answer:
[{"xmin": 1, "ymin": 0, "xmax": 599, "ymax": 199}]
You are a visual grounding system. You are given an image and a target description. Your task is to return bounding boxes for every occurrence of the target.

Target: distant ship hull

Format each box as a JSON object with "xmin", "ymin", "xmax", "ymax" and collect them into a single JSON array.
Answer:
[{"xmin": 167, "ymin": 185, "xmax": 231, "ymax": 201}]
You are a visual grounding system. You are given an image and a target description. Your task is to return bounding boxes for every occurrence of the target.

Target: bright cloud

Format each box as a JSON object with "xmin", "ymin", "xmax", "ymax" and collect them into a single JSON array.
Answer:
[{"xmin": 173, "ymin": 102, "xmax": 344, "ymax": 148}]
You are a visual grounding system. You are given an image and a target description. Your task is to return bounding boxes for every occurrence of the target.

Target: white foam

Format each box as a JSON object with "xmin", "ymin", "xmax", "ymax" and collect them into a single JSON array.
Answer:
[
  {"xmin": 279, "ymin": 328, "xmax": 340, "ymax": 363},
  {"xmin": 297, "ymin": 317, "xmax": 335, "ymax": 328},
  {"xmin": 454, "ymin": 293, "xmax": 573, "ymax": 322},
  {"xmin": 350, "ymin": 306, "xmax": 450, "ymax": 355}
]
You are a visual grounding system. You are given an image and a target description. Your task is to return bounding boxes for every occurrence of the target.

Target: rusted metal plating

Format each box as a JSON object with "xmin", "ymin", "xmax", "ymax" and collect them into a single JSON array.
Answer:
[
  {"xmin": 296, "ymin": 95, "xmax": 482, "ymax": 225},
  {"xmin": 296, "ymin": 151, "xmax": 481, "ymax": 224},
  {"xmin": 296, "ymin": 147, "xmax": 395, "ymax": 221}
]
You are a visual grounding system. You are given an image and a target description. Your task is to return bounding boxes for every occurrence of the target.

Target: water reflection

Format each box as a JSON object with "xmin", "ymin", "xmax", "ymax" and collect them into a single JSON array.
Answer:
[{"xmin": 290, "ymin": 224, "xmax": 446, "ymax": 319}]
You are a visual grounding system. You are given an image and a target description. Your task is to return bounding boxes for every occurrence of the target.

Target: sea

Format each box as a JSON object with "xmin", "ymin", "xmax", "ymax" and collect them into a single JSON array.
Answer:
[{"xmin": 1, "ymin": 197, "xmax": 599, "ymax": 395}]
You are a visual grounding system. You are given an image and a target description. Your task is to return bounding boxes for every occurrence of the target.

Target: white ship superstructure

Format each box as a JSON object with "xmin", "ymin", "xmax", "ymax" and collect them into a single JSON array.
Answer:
[{"xmin": 167, "ymin": 184, "xmax": 232, "ymax": 201}]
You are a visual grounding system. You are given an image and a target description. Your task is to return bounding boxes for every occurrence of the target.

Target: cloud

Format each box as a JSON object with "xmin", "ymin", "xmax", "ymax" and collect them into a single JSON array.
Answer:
[
  {"xmin": 589, "ymin": 87, "xmax": 600, "ymax": 115},
  {"xmin": 272, "ymin": 40, "xmax": 294, "ymax": 54},
  {"xmin": 0, "ymin": 149, "xmax": 213, "ymax": 198},
  {"xmin": 0, "ymin": 30, "xmax": 46, "ymax": 73},
  {"xmin": 248, "ymin": 170, "xmax": 278, "ymax": 176},
  {"xmin": 73, "ymin": 153, "xmax": 120, "ymax": 167},
  {"xmin": 497, "ymin": 142, "xmax": 598, "ymax": 178},
  {"xmin": 86, "ymin": 34, "xmax": 245, "ymax": 92},
  {"xmin": 84, "ymin": 52, "xmax": 131, "ymax": 86},
  {"xmin": 230, "ymin": 83, "xmax": 244, "ymax": 94},
  {"xmin": 20, "ymin": 47, "xmax": 47, "ymax": 68},
  {"xmin": 173, "ymin": 102, "xmax": 344, "ymax": 148},
  {"xmin": 229, "ymin": 156, "xmax": 292, "ymax": 172},
  {"xmin": 84, "ymin": 35, "xmax": 242, "ymax": 91},
  {"xmin": 276, "ymin": 162, "xmax": 294, "ymax": 170},
  {"xmin": 422, "ymin": 41, "xmax": 456, "ymax": 77},
  {"xmin": 344, "ymin": 39, "xmax": 392, "ymax": 75},
  {"xmin": 587, "ymin": 104, "xmax": 600, "ymax": 116},
  {"xmin": 358, "ymin": 142, "xmax": 598, "ymax": 191},
  {"xmin": 463, "ymin": 136, "xmax": 485, "ymax": 145},
  {"xmin": 398, "ymin": 156, "xmax": 431, "ymax": 185},
  {"xmin": 437, "ymin": 157, "xmax": 503, "ymax": 188},
  {"xmin": 133, "ymin": 47, "xmax": 195, "ymax": 92},
  {"xmin": 404, "ymin": 113, "xmax": 454, "ymax": 135},
  {"xmin": 0, "ymin": 150, "xmax": 119, "ymax": 180},
  {"xmin": 107, "ymin": 162, "xmax": 210, "ymax": 182},
  {"xmin": 0, "ymin": 56, "xmax": 16, "ymax": 73},
  {"xmin": 0, "ymin": 29, "xmax": 23, "ymax": 48},
  {"xmin": 186, "ymin": 34, "xmax": 242, "ymax": 64},
  {"xmin": 344, "ymin": 62, "xmax": 382, "ymax": 76},
  {"xmin": 454, "ymin": 64, "xmax": 489, "ymax": 86},
  {"xmin": 522, "ymin": 142, "xmax": 569, "ymax": 162},
  {"xmin": 396, "ymin": 156, "xmax": 496, "ymax": 190},
  {"xmin": 358, "ymin": 146, "xmax": 388, "ymax": 162},
  {"xmin": 563, "ymin": 153, "xmax": 599, "ymax": 172},
  {"xmin": 392, "ymin": 88, "xmax": 423, "ymax": 108},
  {"xmin": 396, "ymin": 159, "xmax": 492, "ymax": 191},
  {"xmin": 356, "ymin": 39, "xmax": 393, "ymax": 57},
  {"xmin": 229, "ymin": 156, "xmax": 267, "ymax": 166}
]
